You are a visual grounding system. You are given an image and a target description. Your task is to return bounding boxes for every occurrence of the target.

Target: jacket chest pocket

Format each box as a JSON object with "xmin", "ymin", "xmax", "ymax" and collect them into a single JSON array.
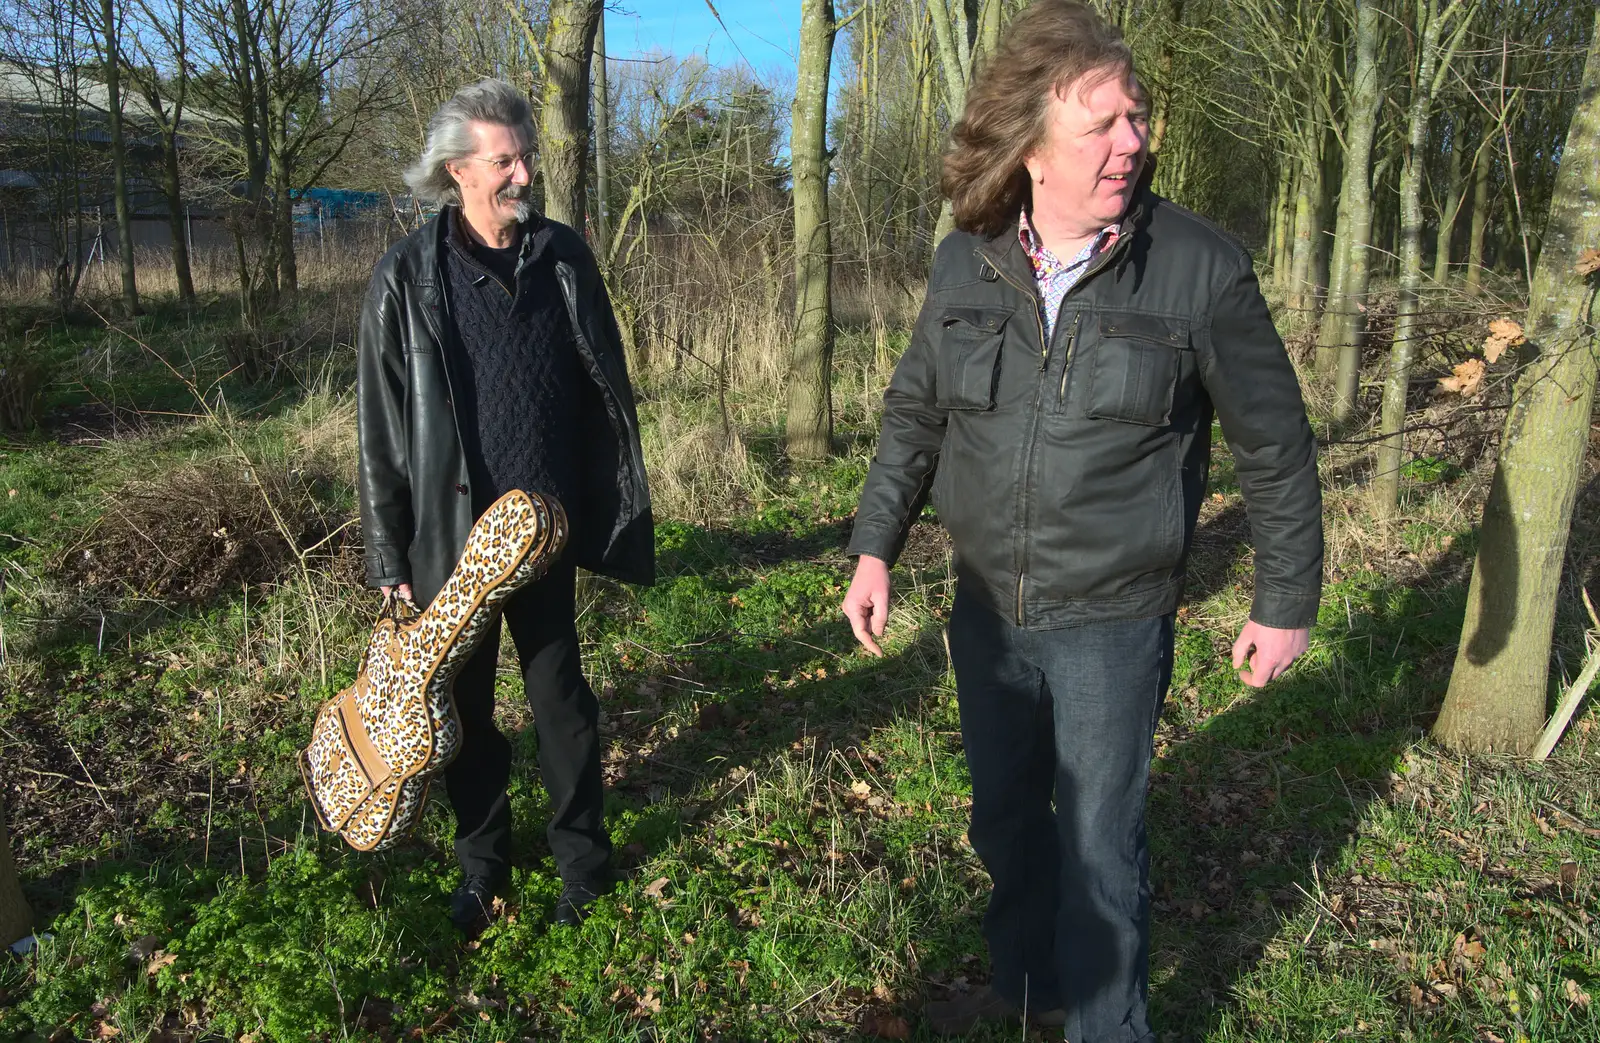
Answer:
[
  {"xmin": 1086, "ymin": 314, "xmax": 1190, "ymax": 426},
  {"xmin": 935, "ymin": 307, "xmax": 1008, "ymax": 411}
]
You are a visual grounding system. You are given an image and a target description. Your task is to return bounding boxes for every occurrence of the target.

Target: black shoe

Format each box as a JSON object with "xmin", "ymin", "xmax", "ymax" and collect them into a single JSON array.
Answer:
[
  {"xmin": 552, "ymin": 877, "xmax": 616, "ymax": 927},
  {"xmin": 449, "ymin": 874, "xmax": 501, "ymax": 938}
]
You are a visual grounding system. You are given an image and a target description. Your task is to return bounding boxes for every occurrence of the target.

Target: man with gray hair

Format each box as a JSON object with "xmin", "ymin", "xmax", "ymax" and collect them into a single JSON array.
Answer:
[{"xmin": 358, "ymin": 79, "xmax": 653, "ymax": 935}]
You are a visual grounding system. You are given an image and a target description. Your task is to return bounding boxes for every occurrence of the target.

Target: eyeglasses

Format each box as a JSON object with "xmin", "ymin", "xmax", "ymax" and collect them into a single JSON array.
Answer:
[{"xmin": 466, "ymin": 151, "xmax": 535, "ymax": 176}]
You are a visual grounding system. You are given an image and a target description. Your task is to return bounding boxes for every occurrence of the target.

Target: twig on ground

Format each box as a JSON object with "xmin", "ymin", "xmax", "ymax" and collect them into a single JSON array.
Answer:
[
  {"xmin": 1533, "ymin": 587, "xmax": 1599, "ymax": 761},
  {"xmin": 64, "ymin": 739, "xmax": 115, "ymax": 816}
]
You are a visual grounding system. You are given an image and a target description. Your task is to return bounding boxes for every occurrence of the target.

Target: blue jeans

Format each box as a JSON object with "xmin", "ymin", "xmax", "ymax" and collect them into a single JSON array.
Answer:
[{"xmin": 948, "ymin": 587, "xmax": 1172, "ymax": 1043}]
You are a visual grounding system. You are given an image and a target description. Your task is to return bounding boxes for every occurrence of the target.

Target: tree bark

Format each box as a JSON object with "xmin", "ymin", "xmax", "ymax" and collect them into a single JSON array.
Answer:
[
  {"xmin": 97, "ymin": 0, "xmax": 139, "ymax": 314},
  {"xmin": 1271, "ymin": 156, "xmax": 1294, "ymax": 292},
  {"xmin": 1432, "ymin": 114, "xmax": 1464, "ymax": 287},
  {"xmin": 1378, "ymin": 0, "xmax": 1467, "ymax": 513},
  {"xmin": 1287, "ymin": 124, "xmax": 1325, "ymax": 321},
  {"xmin": 1317, "ymin": 0, "xmax": 1383, "ymax": 402},
  {"xmin": 592, "ymin": 11, "xmax": 610, "ymax": 263},
  {"xmin": 1465, "ymin": 144, "xmax": 1492, "ymax": 294},
  {"xmin": 541, "ymin": 0, "xmax": 603, "ymax": 232},
  {"xmin": 1435, "ymin": 8, "xmax": 1600, "ymax": 753},
  {"xmin": 161, "ymin": 132, "xmax": 196, "ymax": 302},
  {"xmin": 786, "ymin": 0, "xmax": 837, "ymax": 460},
  {"xmin": 0, "ymin": 797, "xmax": 33, "ymax": 947}
]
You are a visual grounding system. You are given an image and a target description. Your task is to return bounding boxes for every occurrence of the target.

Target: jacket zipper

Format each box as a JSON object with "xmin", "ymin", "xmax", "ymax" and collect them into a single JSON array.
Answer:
[
  {"xmin": 1057, "ymin": 311, "xmax": 1083, "ymax": 406},
  {"xmin": 975, "ymin": 228, "xmax": 1134, "ymax": 627},
  {"xmin": 977, "ymin": 250, "xmax": 1049, "ymax": 625}
]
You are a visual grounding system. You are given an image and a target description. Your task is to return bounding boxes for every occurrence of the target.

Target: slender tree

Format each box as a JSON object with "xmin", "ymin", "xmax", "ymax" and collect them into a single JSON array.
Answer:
[
  {"xmin": 124, "ymin": 0, "xmax": 196, "ymax": 303},
  {"xmin": 87, "ymin": 0, "xmax": 140, "ymax": 313},
  {"xmin": 786, "ymin": 0, "xmax": 839, "ymax": 460},
  {"xmin": 1375, "ymin": 0, "xmax": 1474, "ymax": 512},
  {"xmin": 540, "ymin": 0, "xmax": 603, "ymax": 231},
  {"xmin": 1316, "ymin": 0, "xmax": 1383, "ymax": 405},
  {"xmin": 1435, "ymin": 5, "xmax": 1600, "ymax": 753},
  {"xmin": 592, "ymin": 9, "xmax": 611, "ymax": 262}
]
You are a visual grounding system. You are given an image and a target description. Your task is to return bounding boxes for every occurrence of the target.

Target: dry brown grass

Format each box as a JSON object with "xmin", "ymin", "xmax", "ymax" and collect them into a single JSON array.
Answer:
[{"xmin": 62, "ymin": 457, "xmax": 357, "ymax": 605}]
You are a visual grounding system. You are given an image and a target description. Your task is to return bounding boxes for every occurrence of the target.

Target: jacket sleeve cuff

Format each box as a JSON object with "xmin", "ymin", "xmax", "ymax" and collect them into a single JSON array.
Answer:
[
  {"xmin": 364, "ymin": 545, "xmax": 411, "ymax": 589},
  {"xmin": 1249, "ymin": 587, "xmax": 1321, "ymax": 630},
  {"xmin": 846, "ymin": 523, "xmax": 903, "ymax": 568}
]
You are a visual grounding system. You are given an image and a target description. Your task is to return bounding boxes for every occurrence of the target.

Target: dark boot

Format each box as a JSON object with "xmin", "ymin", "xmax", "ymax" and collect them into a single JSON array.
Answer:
[
  {"xmin": 449, "ymin": 873, "xmax": 502, "ymax": 939},
  {"xmin": 552, "ymin": 876, "xmax": 616, "ymax": 927}
]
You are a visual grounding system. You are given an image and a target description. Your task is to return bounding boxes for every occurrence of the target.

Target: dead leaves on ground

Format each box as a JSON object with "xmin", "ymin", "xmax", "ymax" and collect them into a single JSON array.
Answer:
[
  {"xmin": 1481, "ymin": 318, "xmax": 1525, "ymax": 364},
  {"xmin": 1437, "ymin": 317, "xmax": 1525, "ymax": 396},
  {"xmin": 1438, "ymin": 357, "xmax": 1488, "ymax": 396},
  {"xmin": 1576, "ymin": 247, "xmax": 1600, "ymax": 277}
]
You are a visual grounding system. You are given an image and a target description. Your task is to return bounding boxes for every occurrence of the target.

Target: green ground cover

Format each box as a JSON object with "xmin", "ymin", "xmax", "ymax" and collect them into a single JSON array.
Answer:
[{"xmin": 0, "ymin": 299, "xmax": 1595, "ymax": 1042}]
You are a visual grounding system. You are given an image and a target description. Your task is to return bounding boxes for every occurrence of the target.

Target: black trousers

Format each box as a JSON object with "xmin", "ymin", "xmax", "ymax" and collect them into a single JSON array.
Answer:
[
  {"xmin": 443, "ymin": 564, "xmax": 611, "ymax": 884},
  {"xmin": 947, "ymin": 587, "xmax": 1173, "ymax": 1043}
]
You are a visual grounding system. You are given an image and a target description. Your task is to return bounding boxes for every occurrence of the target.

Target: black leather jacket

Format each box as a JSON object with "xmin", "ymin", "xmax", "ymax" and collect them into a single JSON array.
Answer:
[
  {"xmin": 847, "ymin": 187, "xmax": 1323, "ymax": 630},
  {"xmin": 357, "ymin": 210, "xmax": 654, "ymax": 605}
]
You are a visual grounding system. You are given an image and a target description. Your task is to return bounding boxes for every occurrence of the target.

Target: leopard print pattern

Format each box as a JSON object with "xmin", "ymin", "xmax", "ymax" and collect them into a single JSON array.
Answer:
[{"xmin": 302, "ymin": 489, "xmax": 567, "ymax": 851}]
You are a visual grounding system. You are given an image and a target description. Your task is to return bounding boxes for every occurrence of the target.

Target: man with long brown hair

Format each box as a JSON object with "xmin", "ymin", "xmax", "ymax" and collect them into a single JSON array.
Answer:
[{"xmin": 841, "ymin": 2, "xmax": 1322, "ymax": 1038}]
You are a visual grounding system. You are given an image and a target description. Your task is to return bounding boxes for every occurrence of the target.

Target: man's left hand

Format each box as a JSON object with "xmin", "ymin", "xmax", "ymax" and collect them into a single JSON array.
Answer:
[{"xmin": 1231, "ymin": 622, "xmax": 1309, "ymax": 688}]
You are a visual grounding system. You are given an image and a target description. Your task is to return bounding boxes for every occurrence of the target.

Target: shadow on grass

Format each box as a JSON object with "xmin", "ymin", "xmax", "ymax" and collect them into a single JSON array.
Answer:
[
  {"xmin": 1142, "ymin": 538, "xmax": 1473, "ymax": 1041},
  {"xmin": 6, "ymin": 491, "xmax": 1484, "ymax": 1041}
]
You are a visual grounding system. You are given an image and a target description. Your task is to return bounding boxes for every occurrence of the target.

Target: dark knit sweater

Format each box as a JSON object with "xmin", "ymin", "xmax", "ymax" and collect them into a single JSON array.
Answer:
[{"xmin": 443, "ymin": 208, "xmax": 589, "ymax": 530}]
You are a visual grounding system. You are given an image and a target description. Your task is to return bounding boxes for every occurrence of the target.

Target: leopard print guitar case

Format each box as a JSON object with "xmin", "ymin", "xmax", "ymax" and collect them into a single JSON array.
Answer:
[{"xmin": 300, "ymin": 489, "xmax": 568, "ymax": 851}]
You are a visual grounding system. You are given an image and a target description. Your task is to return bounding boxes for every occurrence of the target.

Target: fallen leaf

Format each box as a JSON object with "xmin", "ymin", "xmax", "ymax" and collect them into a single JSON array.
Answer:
[
  {"xmin": 1577, "ymin": 248, "xmax": 1600, "ymax": 277},
  {"xmin": 1454, "ymin": 932, "xmax": 1488, "ymax": 962},
  {"xmin": 1438, "ymin": 358, "xmax": 1486, "ymax": 396},
  {"xmin": 734, "ymin": 907, "xmax": 763, "ymax": 928},
  {"xmin": 642, "ymin": 877, "xmax": 670, "ymax": 900},
  {"xmin": 1483, "ymin": 318, "xmax": 1526, "ymax": 363},
  {"xmin": 1566, "ymin": 978, "xmax": 1592, "ymax": 1009},
  {"xmin": 850, "ymin": 780, "xmax": 871, "ymax": 800},
  {"xmin": 146, "ymin": 950, "xmax": 177, "ymax": 975},
  {"xmin": 859, "ymin": 1011, "xmax": 912, "ymax": 1040},
  {"xmin": 1559, "ymin": 861, "xmax": 1579, "ymax": 887},
  {"xmin": 93, "ymin": 1023, "xmax": 121, "ymax": 1040}
]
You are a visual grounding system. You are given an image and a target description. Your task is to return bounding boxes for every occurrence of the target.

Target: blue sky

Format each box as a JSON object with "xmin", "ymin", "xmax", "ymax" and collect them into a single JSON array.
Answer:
[{"xmin": 608, "ymin": 1, "xmax": 801, "ymax": 71}]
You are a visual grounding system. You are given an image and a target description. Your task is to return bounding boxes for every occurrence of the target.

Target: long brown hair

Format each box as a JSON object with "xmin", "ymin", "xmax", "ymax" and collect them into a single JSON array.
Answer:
[{"xmin": 942, "ymin": 0, "xmax": 1139, "ymax": 238}]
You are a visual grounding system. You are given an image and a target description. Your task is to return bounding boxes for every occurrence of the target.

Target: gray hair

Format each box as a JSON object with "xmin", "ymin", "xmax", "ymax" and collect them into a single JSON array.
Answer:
[{"xmin": 403, "ymin": 79, "xmax": 536, "ymax": 207}]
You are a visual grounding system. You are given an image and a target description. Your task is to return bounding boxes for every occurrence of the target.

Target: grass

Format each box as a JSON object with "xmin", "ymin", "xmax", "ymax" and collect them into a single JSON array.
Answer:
[{"xmin": 0, "ymin": 268, "xmax": 1595, "ymax": 1043}]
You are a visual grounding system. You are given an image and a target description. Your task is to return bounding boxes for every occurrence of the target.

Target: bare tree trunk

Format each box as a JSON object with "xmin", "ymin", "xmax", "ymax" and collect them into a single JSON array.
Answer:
[
  {"xmin": 161, "ymin": 133, "xmax": 196, "ymax": 302},
  {"xmin": 1377, "ymin": 0, "xmax": 1472, "ymax": 512},
  {"xmin": 1465, "ymin": 144, "xmax": 1492, "ymax": 294},
  {"xmin": 592, "ymin": 11, "xmax": 610, "ymax": 262},
  {"xmin": 97, "ymin": 0, "xmax": 140, "ymax": 314},
  {"xmin": 1271, "ymin": 156, "xmax": 1294, "ymax": 292},
  {"xmin": 927, "ymin": 0, "xmax": 969, "ymax": 247},
  {"xmin": 1317, "ymin": 0, "xmax": 1383, "ymax": 400},
  {"xmin": 272, "ymin": 92, "xmax": 297, "ymax": 297},
  {"xmin": 1287, "ymin": 126, "xmax": 1325, "ymax": 321},
  {"xmin": 541, "ymin": 0, "xmax": 603, "ymax": 231},
  {"xmin": 1432, "ymin": 115, "xmax": 1464, "ymax": 287},
  {"xmin": 1436, "ymin": 8, "xmax": 1600, "ymax": 753},
  {"xmin": 0, "ymin": 797, "xmax": 33, "ymax": 947},
  {"xmin": 786, "ymin": 0, "xmax": 837, "ymax": 460}
]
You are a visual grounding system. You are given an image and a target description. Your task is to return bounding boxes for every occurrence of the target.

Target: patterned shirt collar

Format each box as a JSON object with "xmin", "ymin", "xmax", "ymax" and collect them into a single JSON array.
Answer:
[
  {"xmin": 1017, "ymin": 208, "xmax": 1121, "ymax": 271},
  {"xmin": 1018, "ymin": 208, "xmax": 1122, "ymax": 342}
]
